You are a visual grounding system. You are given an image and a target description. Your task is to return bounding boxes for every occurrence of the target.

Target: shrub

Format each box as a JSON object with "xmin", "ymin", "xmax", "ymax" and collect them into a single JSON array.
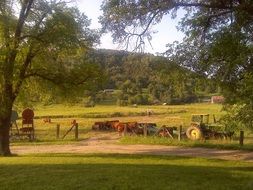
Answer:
[{"xmin": 84, "ymin": 96, "xmax": 95, "ymax": 107}]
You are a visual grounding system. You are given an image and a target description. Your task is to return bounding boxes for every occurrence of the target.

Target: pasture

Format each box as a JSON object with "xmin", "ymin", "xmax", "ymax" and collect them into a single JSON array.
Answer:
[
  {"xmin": 10, "ymin": 103, "xmax": 253, "ymax": 148},
  {"xmin": 12, "ymin": 103, "xmax": 222, "ymax": 143},
  {"xmin": 5, "ymin": 103, "xmax": 253, "ymax": 190},
  {"xmin": 1, "ymin": 154, "xmax": 253, "ymax": 190}
]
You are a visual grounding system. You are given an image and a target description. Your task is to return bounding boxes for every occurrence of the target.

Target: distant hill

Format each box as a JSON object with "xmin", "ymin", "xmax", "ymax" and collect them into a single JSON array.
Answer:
[{"xmin": 85, "ymin": 49, "xmax": 219, "ymax": 105}]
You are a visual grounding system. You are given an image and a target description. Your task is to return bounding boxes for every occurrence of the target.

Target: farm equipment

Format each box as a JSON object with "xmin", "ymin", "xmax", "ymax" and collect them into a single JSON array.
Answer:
[
  {"xmin": 92, "ymin": 119, "xmax": 187, "ymax": 139},
  {"xmin": 92, "ymin": 120, "xmax": 158, "ymax": 136},
  {"xmin": 186, "ymin": 114, "xmax": 232, "ymax": 140},
  {"xmin": 113, "ymin": 122, "xmax": 158, "ymax": 136},
  {"xmin": 155, "ymin": 126, "xmax": 177, "ymax": 138},
  {"xmin": 10, "ymin": 108, "xmax": 35, "ymax": 141},
  {"xmin": 20, "ymin": 108, "xmax": 35, "ymax": 140},
  {"xmin": 92, "ymin": 120, "xmax": 120, "ymax": 131},
  {"xmin": 117, "ymin": 122, "xmax": 139, "ymax": 135},
  {"xmin": 138, "ymin": 123, "xmax": 157, "ymax": 135}
]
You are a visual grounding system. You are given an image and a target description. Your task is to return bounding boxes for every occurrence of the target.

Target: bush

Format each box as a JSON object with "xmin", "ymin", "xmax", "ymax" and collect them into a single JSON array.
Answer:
[
  {"xmin": 117, "ymin": 99, "xmax": 128, "ymax": 106},
  {"xmin": 221, "ymin": 104, "xmax": 253, "ymax": 132},
  {"xmin": 83, "ymin": 96, "xmax": 95, "ymax": 107},
  {"xmin": 128, "ymin": 94, "xmax": 150, "ymax": 105}
]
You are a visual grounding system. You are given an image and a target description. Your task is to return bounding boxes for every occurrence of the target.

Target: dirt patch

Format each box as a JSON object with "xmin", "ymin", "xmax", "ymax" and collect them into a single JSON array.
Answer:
[
  {"xmin": 81, "ymin": 131, "xmax": 121, "ymax": 145},
  {"xmin": 11, "ymin": 132, "xmax": 253, "ymax": 162}
]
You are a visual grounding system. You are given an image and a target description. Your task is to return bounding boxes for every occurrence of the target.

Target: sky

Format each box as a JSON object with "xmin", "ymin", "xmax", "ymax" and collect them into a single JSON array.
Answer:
[{"xmin": 76, "ymin": 0, "xmax": 185, "ymax": 54}]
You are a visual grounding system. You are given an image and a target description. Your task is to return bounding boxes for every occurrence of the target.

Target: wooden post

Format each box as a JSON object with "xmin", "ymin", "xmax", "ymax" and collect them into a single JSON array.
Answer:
[
  {"xmin": 75, "ymin": 123, "xmax": 79, "ymax": 140},
  {"xmin": 178, "ymin": 125, "xmax": 182, "ymax": 141},
  {"xmin": 56, "ymin": 124, "xmax": 60, "ymax": 139},
  {"xmin": 239, "ymin": 130, "xmax": 244, "ymax": 146},
  {"xmin": 123, "ymin": 124, "xmax": 127, "ymax": 136},
  {"xmin": 144, "ymin": 124, "xmax": 147, "ymax": 137}
]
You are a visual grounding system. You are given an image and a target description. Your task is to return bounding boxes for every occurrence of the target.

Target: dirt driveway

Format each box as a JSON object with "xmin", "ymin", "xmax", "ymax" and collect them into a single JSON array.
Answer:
[{"xmin": 11, "ymin": 132, "xmax": 253, "ymax": 162}]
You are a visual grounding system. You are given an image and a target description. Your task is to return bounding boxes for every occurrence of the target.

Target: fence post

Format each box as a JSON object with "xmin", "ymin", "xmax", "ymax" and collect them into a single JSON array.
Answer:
[
  {"xmin": 56, "ymin": 124, "xmax": 60, "ymax": 139},
  {"xmin": 123, "ymin": 124, "xmax": 127, "ymax": 136},
  {"xmin": 75, "ymin": 123, "xmax": 79, "ymax": 140},
  {"xmin": 178, "ymin": 125, "xmax": 182, "ymax": 141},
  {"xmin": 239, "ymin": 130, "xmax": 244, "ymax": 146},
  {"xmin": 144, "ymin": 124, "xmax": 147, "ymax": 137}
]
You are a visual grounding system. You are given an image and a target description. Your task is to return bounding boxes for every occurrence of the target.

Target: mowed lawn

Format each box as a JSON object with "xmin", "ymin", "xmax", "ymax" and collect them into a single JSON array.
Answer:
[{"xmin": 1, "ymin": 154, "xmax": 253, "ymax": 190}]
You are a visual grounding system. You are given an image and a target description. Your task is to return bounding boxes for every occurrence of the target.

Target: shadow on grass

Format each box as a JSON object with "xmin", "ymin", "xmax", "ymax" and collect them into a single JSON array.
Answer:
[
  {"xmin": 0, "ymin": 154, "xmax": 253, "ymax": 190},
  {"xmin": 120, "ymin": 136, "xmax": 253, "ymax": 151}
]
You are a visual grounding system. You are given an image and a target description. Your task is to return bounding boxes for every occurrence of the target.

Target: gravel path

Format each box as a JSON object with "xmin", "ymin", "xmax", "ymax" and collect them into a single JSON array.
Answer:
[{"xmin": 11, "ymin": 132, "xmax": 253, "ymax": 162}]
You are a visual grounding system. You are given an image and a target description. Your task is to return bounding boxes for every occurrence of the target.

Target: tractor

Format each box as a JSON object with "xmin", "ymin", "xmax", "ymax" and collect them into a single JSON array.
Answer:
[{"xmin": 186, "ymin": 114, "xmax": 228, "ymax": 140}]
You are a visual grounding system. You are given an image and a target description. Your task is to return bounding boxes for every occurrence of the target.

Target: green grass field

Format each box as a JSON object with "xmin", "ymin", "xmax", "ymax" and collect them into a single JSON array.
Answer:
[
  {"xmin": 5, "ymin": 103, "xmax": 253, "ymax": 189},
  {"xmin": 120, "ymin": 136, "xmax": 253, "ymax": 151},
  {"xmin": 16, "ymin": 103, "xmax": 225, "ymax": 130},
  {"xmin": 10, "ymin": 103, "xmax": 253, "ymax": 148},
  {"xmin": 31, "ymin": 103, "xmax": 224, "ymax": 122},
  {"xmin": 11, "ymin": 103, "xmax": 223, "ymax": 143},
  {"xmin": 1, "ymin": 154, "xmax": 253, "ymax": 190}
]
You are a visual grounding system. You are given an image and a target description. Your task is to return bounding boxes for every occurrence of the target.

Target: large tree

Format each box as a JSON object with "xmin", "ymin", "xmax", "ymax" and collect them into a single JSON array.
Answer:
[
  {"xmin": 0, "ymin": 0, "xmax": 100, "ymax": 156},
  {"xmin": 100, "ymin": 0, "xmax": 253, "ymax": 128}
]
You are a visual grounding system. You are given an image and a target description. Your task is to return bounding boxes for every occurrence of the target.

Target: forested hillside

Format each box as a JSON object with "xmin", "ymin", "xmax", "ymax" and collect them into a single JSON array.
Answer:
[
  {"xmin": 86, "ymin": 49, "xmax": 219, "ymax": 105},
  {"xmin": 14, "ymin": 49, "xmax": 219, "ymax": 107}
]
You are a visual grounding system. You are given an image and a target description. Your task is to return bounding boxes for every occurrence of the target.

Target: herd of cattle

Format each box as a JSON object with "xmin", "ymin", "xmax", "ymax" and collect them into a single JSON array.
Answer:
[{"xmin": 92, "ymin": 120, "xmax": 179, "ymax": 138}]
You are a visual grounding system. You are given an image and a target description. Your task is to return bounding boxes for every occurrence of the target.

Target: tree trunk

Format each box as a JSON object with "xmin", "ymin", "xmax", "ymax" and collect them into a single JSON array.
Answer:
[
  {"xmin": 0, "ymin": 85, "xmax": 14, "ymax": 156},
  {"xmin": 0, "ymin": 115, "xmax": 12, "ymax": 156},
  {"xmin": 0, "ymin": 88, "xmax": 13, "ymax": 156}
]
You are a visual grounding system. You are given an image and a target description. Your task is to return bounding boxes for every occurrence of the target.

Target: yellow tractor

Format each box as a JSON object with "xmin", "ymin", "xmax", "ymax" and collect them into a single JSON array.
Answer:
[{"xmin": 186, "ymin": 114, "xmax": 225, "ymax": 140}]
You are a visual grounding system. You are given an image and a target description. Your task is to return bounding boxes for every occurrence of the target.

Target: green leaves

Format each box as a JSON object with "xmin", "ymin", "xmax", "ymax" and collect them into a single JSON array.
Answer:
[
  {"xmin": 0, "ymin": 0, "xmax": 102, "ymax": 106},
  {"xmin": 99, "ymin": 0, "xmax": 253, "ymax": 128},
  {"xmin": 100, "ymin": 0, "xmax": 174, "ymax": 51}
]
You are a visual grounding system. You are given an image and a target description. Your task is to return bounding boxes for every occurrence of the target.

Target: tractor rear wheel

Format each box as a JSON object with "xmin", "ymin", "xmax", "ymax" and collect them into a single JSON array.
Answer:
[{"xmin": 186, "ymin": 125, "xmax": 203, "ymax": 140}]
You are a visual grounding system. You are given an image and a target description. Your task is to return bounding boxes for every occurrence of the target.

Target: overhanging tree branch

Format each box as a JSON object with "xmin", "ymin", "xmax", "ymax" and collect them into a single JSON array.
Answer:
[
  {"xmin": 101, "ymin": 0, "xmax": 253, "ymax": 51},
  {"xmin": 23, "ymin": 71, "xmax": 92, "ymax": 86},
  {"xmin": 121, "ymin": 10, "xmax": 161, "ymax": 51},
  {"xmin": 13, "ymin": 47, "xmax": 34, "ymax": 98},
  {"xmin": 15, "ymin": 0, "xmax": 34, "ymax": 41}
]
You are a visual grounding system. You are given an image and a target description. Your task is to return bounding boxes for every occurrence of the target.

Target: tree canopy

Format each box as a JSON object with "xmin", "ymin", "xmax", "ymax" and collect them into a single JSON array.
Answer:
[
  {"xmin": 0, "ymin": 0, "xmax": 102, "ymax": 155},
  {"xmin": 100, "ymin": 0, "xmax": 253, "ymax": 129},
  {"xmin": 87, "ymin": 49, "xmax": 217, "ymax": 106}
]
